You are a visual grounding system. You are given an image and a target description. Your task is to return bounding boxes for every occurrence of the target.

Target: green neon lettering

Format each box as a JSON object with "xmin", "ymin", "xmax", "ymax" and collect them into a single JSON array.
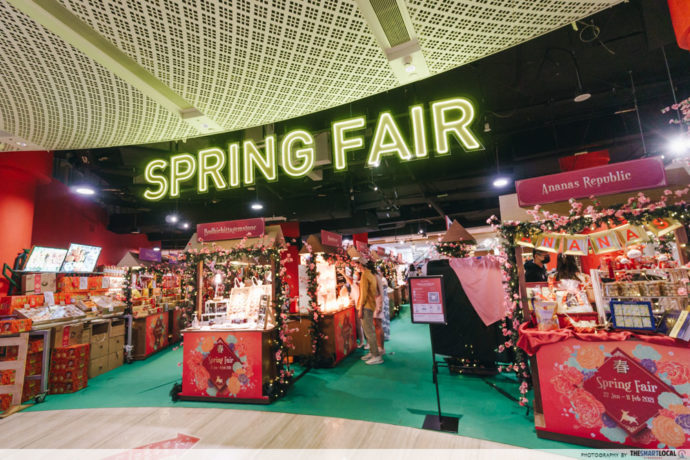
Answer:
[
  {"xmin": 243, "ymin": 135, "xmax": 277, "ymax": 185},
  {"xmin": 280, "ymin": 130, "xmax": 315, "ymax": 178},
  {"xmin": 332, "ymin": 117, "xmax": 365, "ymax": 171},
  {"xmin": 228, "ymin": 143, "xmax": 240, "ymax": 188},
  {"xmin": 410, "ymin": 105, "xmax": 427, "ymax": 158},
  {"xmin": 431, "ymin": 98, "xmax": 482, "ymax": 154},
  {"xmin": 143, "ymin": 159, "xmax": 169, "ymax": 201},
  {"xmin": 197, "ymin": 148, "xmax": 227, "ymax": 193},
  {"xmin": 367, "ymin": 112, "xmax": 413, "ymax": 167},
  {"xmin": 170, "ymin": 153, "xmax": 196, "ymax": 198}
]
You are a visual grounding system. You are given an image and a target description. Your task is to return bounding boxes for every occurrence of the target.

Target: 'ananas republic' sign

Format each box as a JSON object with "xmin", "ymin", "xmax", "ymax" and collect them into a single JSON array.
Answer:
[
  {"xmin": 515, "ymin": 157, "xmax": 667, "ymax": 207},
  {"xmin": 142, "ymin": 97, "xmax": 483, "ymax": 200}
]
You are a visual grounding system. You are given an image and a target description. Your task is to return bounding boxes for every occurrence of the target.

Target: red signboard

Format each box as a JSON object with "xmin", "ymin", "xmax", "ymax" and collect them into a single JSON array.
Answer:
[
  {"xmin": 145, "ymin": 312, "xmax": 168, "ymax": 355},
  {"xmin": 196, "ymin": 218, "xmax": 265, "ymax": 242},
  {"xmin": 321, "ymin": 230, "xmax": 342, "ymax": 248},
  {"xmin": 536, "ymin": 338, "xmax": 690, "ymax": 448},
  {"xmin": 334, "ymin": 306, "xmax": 356, "ymax": 363},
  {"xmin": 582, "ymin": 348, "xmax": 678, "ymax": 435},
  {"xmin": 409, "ymin": 276, "xmax": 446, "ymax": 324},
  {"xmin": 181, "ymin": 330, "xmax": 264, "ymax": 400},
  {"xmin": 515, "ymin": 158, "xmax": 667, "ymax": 207}
]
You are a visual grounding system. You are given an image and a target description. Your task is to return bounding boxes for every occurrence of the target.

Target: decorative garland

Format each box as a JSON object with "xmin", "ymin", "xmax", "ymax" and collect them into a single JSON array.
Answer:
[
  {"xmin": 435, "ymin": 241, "xmax": 475, "ymax": 259},
  {"xmin": 179, "ymin": 242, "xmax": 296, "ymax": 398},
  {"xmin": 488, "ymin": 186, "xmax": 690, "ymax": 407},
  {"xmin": 304, "ymin": 255, "xmax": 325, "ymax": 365}
]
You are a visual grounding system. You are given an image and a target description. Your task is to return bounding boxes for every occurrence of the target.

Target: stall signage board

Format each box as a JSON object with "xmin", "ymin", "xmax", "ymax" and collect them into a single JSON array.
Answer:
[
  {"xmin": 582, "ymin": 348, "xmax": 677, "ymax": 435},
  {"xmin": 321, "ymin": 230, "xmax": 342, "ymax": 248},
  {"xmin": 197, "ymin": 218, "xmax": 265, "ymax": 242},
  {"xmin": 537, "ymin": 339, "xmax": 690, "ymax": 448},
  {"xmin": 409, "ymin": 276, "xmax": 446, "ymax": 324},
  {"xmin": 515, "ymin": 157, "xmax": 667, "ymax": 207},
  {"xmin": 139, "ymin": 248, "xmax": 162, "ymax": 262}
]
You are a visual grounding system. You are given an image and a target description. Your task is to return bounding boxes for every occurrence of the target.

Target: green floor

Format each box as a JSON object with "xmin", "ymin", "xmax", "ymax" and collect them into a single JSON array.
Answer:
[{"xmin": 27, "ymin": 305, "xmax": 573, "ymax": 449}]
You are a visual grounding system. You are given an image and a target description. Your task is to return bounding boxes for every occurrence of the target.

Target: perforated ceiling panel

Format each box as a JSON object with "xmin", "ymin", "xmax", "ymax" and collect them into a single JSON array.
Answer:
[
  {"xmin": 407, "ymin": 0, "xmax": 622, "ymax": 74},
  {"xmin": 0, "ymin": 0, "xmax": 623, "ymax": 151}
]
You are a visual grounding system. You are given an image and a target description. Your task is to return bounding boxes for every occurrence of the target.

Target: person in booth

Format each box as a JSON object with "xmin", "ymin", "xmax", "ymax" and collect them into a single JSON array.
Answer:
[{"xmin": 524, "ymin": 249, "xmax": 550, "ymax": 282}]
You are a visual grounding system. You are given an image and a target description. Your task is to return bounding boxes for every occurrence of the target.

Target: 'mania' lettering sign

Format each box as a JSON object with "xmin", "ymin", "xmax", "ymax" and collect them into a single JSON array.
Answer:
[
  {"xmin": 142, "ymin": 98, "xmax": 483, "ymax": 200},
  {"xmin": 515, "ymin": 157, "xmax": 667, "ymax": 207}
]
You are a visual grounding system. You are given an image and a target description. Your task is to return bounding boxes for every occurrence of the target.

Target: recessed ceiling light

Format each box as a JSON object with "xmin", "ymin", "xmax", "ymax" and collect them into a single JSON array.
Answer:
[
  {"xmin": 73, "ymin": 186, "xmax": 95, "ymax": 195},
  {"xmin": 166, "ymin": 214, "xmax": 179, "ymax": 224},
  {"xmin": 251, "ymin": 202, "xmax": 263, "ymax": 210},
  {"xmin": 153, "ymin": 247, "xmax": 160, "ymax": 252},
  {"xmin": 574, "ymin": 92, "xmax": 591, "ymax": 103},
  {"xmin": 182, "ymin": 222, "xmax": 190, "ymax": 229},
  {"xmin": 493, "ymin": 177, "xmax": 510, "ymax": 188}
]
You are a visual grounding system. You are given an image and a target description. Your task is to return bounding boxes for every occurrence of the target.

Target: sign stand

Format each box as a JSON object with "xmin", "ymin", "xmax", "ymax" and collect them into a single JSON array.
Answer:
[{"xmin": 409, "ymin": 275, "xmax": 459, "ymax": 434}]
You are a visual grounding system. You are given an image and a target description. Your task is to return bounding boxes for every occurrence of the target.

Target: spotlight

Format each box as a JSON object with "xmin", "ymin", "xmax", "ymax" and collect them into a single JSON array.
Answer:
[
  {"xmin": 669, "ymin": 136, "xmax": 690, "ymax": 155},
  {"xmin": 165, "ymin": 214, "xmax": 179, "ymax": 224},
  {"xmin": 574, "ymin": 92, "xmax": 591, "ymax": 103},
  {"xmin": 73, "ymin": 186, "xmax": 96, "ymax": 196},
  {"xmin": 182, "ymin": 222, "xmax": 190, "ymax": 229},
  {"xmin": 373, "ymin": 185, "xmax": 378, "ymax": 191},
  {"xmin": 484, "ymin": 122, "xmax": 491, "ymax": 133},
  {"xmin": 251, "ymin": 202, "xmax": 263, "ymax": 210},
  {"xmin": 153, "ymin": 247, "xmax": 160, "ymax": 252},
  {"xmin": 493, "ymin": 177, "xmax": 510, "ymax": 188}
]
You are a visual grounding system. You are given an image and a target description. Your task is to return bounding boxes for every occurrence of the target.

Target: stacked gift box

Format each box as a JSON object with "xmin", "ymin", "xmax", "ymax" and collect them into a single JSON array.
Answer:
[
  {"xmin": 89, "ymin": 319, "xmax": 124, "ymax": 378},
  {"xmin": 22, "ymin": 336, "xmax": 45, "ymax": 402},
  {"xmin": 49, "ymin": 343, "xmax": 89, "ymax": 394}
]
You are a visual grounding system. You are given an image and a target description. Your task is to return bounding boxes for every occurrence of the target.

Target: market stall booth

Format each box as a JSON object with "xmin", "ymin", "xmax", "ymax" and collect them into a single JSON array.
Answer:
[
  {"xmin": 175, "ymin": 221, "xmax": 293, "ymax": 403},
  {"xmin": 292, "ymin": 233, "xmax": 356, "ymax": 367},
  {"xmin": 1, "ymin": 244, "xmax": 129, "ymax": 414},
  {"xmin": 497, "ymin": 158, "xmax": 690, "ymax": 448}
]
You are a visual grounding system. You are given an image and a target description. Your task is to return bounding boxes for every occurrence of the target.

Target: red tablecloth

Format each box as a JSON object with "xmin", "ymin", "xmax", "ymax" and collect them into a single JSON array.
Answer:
[{"xmin": 517, "ymin": 322, "xmax": 690, "ymax": 355}]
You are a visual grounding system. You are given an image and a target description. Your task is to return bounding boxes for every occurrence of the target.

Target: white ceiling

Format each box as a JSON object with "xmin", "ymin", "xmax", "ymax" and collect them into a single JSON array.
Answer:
[{"xmin": 0, "ymin": 0, "xmax": 623, "ymax": 152}]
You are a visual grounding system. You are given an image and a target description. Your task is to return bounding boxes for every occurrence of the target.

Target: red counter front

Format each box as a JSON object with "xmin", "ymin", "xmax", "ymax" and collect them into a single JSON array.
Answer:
[
  {"xmin": 533, "ymin": 336, "xmax": 690, "ymax": 448},
  {"xmin": 132, "ymin": 312, "xmax": 169, "ymax": 360},
  {"xmin": 179, "ymin": 328, "xmax": 277, "ymax": 404}
]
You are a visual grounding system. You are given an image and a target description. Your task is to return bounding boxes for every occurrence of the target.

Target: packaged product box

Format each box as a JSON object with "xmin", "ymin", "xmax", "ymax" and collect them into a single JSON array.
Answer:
[
  {"xmin": 22, "ymin": 379, "xmax": 41, "ymax": 402},
  {"xmin": 51, "ymin": 343, "xmax": 90, "ymax": 363},
  {"xmin": 110, "ymin": 319, "xmax": 125, "ymax": 337},
  {"xmin": 21, "ymin": 273, "xmax": 57, "ymax": 294},
  {"xmin": 50, "ymin": 323, "xmax": 84, "ymax": 349},
  {"xmin": 88, "ymin": 355, "xmax": 108, "ymax": 378},
  {"xmin": 0, "ymin": 298, "xmax": 11, "ymax": 316},
  {"xmin": 49, "ymin": 366, "xmax": 87, "ymax": 383},
  {"xmin": 0, "ymin": 318, "xmax": 32, "ymax": 336},
  {"xmin": 28, "ymin": 337, "xmax": 44, "ymax": 353},
  {"xmin": 107, "ymin": 349, "xmax": 123, "ymax": 371},
  {"xmin": 0, "ymin": 369, "xmax": 15, "ymax": 385},
  {"xmin": 87, "ymin": 276, "xmax": 103, "ymax": 290},
  {"xmin": 49, "ymin": 375, "xmax": 87, "ymax": 394},
  {"xmin": 90, "ymin": 322, "xmax": 109, "ymax": 359},
  {"xmin": 1, "ymin": 393, "xmax": 13, "ymax": 412},
  {"xmin": 57, "ymin": 275, "xmax": 79, "ymax": 292},
  {"xmin": 25, "ymin": 352, "xmax": 43, "ymax": 376},
  {"xmin": 108, "ymin": 335, "xmax": 124, "ymax": 355},
  {"xmin": 53, "ymin": 293, "xmax": 72, "ymax": 305},
  {"xmin": 80, "ymin": 324, "xmax": 92, "ymax": 344}
]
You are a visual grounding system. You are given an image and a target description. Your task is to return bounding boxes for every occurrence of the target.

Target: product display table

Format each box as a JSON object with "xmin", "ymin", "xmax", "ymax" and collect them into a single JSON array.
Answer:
[
  {"xmin": 131, "ymin": 311, "xmax": 169, "ymax": 360},
  {"xmin": 179, "ymin": 327, "xmax": 278, "ymax": 404},
  {"xmin": 519, "ymin": 324, "xmax": 690, "ymax": 448}
]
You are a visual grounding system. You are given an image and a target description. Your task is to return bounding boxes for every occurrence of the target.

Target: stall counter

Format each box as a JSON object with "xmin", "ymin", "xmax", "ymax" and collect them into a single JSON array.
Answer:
[
  {"xmin": 520, "ymin": 325, "xmax": 690, "ymax": 448},
  {"xmin": 179, "ymin": 327, "xmax": 277, "ymax": 404}
]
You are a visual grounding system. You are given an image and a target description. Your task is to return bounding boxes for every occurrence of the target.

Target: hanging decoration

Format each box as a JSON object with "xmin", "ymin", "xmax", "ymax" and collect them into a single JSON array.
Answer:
[
  {"xmin": 489, "ymin": 186, "xmax": 690, "ymax": 407},
  {"xmin": 434, "ymin": 241, "xmax": 474, "ymax": 258}
]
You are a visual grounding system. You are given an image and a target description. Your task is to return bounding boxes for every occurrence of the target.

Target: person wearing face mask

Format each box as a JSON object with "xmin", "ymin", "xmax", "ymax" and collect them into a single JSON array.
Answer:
[{"xmin": 525, "ymin": 249, "xmax": 550, "ymax": 282}]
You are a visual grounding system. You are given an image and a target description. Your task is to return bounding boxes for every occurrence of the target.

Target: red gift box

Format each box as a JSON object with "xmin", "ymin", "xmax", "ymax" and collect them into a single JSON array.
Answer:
[
  {"xmin": 51, "ymin": 343, "xmax": 90, "ymax": 363},
  {"xmin": 0, "ymin": 318, "xmax": 32, "ymax": 336}
]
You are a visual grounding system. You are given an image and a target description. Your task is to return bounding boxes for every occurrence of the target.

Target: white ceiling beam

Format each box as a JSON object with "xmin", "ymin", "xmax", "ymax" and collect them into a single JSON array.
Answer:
[{"xmin": 7, "ymin": 0, "xmax": 222, "ymax": 134}]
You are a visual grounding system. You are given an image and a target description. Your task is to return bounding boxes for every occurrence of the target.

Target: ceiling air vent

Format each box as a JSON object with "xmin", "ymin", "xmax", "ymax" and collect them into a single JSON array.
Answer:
[{"xmin": 369, "ymin": 0, "xmax": 410, "ymax": 47}]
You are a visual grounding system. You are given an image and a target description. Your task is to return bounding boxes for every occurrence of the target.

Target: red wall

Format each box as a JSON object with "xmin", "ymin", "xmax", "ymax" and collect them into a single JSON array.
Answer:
[{"xmin": 31, "ymin": 180, "xmax": 157, "ymax": 266}]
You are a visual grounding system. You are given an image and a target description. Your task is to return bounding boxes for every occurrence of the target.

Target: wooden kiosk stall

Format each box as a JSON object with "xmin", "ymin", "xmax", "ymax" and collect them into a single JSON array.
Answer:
[
  {"xmin": 177, "ymin": 221, "xmax": 289, "ymax": 403},
  {"xmin": 291, "ymin": 233, "xmax": 356, "ymax": 367},
  {"xmin": 119, "ymin": 252, "xmax": 185, "ymax": 360},
  {"xmin": 502, "ymin": 159, "xmax": 690, "ymax": 448}
]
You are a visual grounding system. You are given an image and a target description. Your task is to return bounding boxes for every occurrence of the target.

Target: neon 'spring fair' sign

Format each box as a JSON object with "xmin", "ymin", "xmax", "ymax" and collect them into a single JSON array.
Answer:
[{"xmin": 142, "ymin": 97, "xmax": 483, "ymax": 200}]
